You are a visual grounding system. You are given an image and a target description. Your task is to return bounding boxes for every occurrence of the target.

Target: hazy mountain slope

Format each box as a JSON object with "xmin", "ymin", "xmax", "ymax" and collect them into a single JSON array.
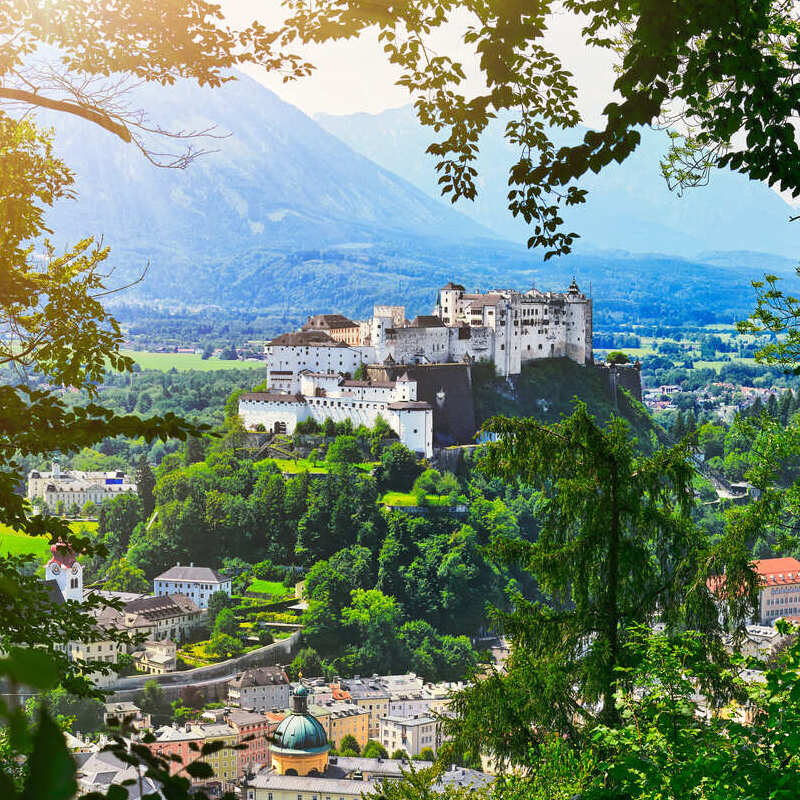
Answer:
[
  {"xmin": 315, "ymin": 105, "xmax": 800, "ymax": 259},
  {"xmin": 40, "ymin": 73, "xmax": 493, "ymax": 297}
]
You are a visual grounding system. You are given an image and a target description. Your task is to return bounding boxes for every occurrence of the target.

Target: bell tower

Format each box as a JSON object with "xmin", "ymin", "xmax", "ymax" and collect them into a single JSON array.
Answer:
[{"xmin": 44, "ymin": 541, "xmax": 83, "ymax": 602}]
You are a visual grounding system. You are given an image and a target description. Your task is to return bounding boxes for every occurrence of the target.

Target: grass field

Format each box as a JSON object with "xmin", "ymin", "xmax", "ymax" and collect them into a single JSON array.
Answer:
[
  {"xmin": 267, "ymin": 458, "xmax": 377, "ymax": 475},
  {"xmin": 381, "ymin": 491, "xmax": 451, "ymax": 507},
  {"xmin": 0, "ymin": 520, "xmax": 97, "ymax": 561},
  {"xmin": 120, "ymin": 349, "xmax": 265, "ymax": 372},
  {"xmin": 246, "ymin": 578, "xmax": 289, "ymax": 596}
]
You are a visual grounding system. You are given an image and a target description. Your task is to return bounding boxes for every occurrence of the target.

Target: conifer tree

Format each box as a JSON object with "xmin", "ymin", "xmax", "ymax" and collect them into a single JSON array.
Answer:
[
  {"xmin": 443, "ymin": 404, "xmax": 755, "ymax": 768},
  {"xmin": 134, "ymin": 456, "xmax": 156, "ymax": 520}
]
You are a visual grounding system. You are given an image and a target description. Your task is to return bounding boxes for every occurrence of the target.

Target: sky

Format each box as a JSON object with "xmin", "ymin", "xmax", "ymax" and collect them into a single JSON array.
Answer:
[{"xmin": 221, "ymin": 1, "xmax": 618, "ymax": 125}]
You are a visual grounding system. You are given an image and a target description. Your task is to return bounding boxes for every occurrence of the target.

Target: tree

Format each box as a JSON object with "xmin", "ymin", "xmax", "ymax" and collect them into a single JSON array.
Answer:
[
  {"xmin": 339, "ymin": 735, "xmax": 361, "ymax": 755},
  {"xmin": 212, "ymin": 607, "xmax": 239, "ymax": 639},
  {"xmin": 137, "ymin": 680, "xmax": 170, "ymax": 722},
  {"xmin": 415, "ymin": 747, "xmax": 435, "ymax": 762},
  {"xmin": 80, "ymin": 500, "xmax": 97, "ymax": 518},
  {"xmin": 376, "ymin": 443, "xmax": 421, "ymax": 491},
  {"xmin": 362, "ymin": 740, "xmax": 389, "ymax": 759},
  {"xmin": 444, "ymin": 403, "xmax": 755, "ymax": 768},
  {"xmin": 606, "ymin": 351, "xmax": 630, "ymax": 365},
  {"xmin": 289, "ymin": 647, "xmax": 324, "ymax": 680},
  {"xmin": 281, "ymin": 0, "xmax": 800, "ymax": 258},
  {"xmin": 103, "ymin": 558, "xmax": 149, "ymax": 593},
  {"xmin": 98, "ymin": 493, "xmax": 145, "ymax": 562},
  {"xmin": 184, "ymin": 435, "xmax": 205, "ymax": 465},
  {"xmin": 135, "ymin": 456, "xmax": 157, "ymax": 520},
  {"xmin": 325, "ymin": 435, "xmax": 361, "ymax": 464},
  {"xmin": 353, "ymin": 363, "xmax": 368, "ymax": 381},
  {"xmin": 0, "ymin": 2, "xmax": 306, "ymax": 796},
  {"xmin": 32, "ymin": 689, "xmax": 104, "ymax": 735},
  {"xmin": 208, "ymin": 632, "xmax": 243, "ymax": 659},
  {"xmin": 391, "ymin": 749, "xmax": 409, "ymax": 761}
]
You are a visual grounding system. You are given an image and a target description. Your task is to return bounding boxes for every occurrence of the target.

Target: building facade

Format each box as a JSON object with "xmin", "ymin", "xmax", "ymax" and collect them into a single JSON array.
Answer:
[
  {"xmin": 228, "ymin": 666, "xmax": 292, "ymax": 711},
  {"xmin": 28, "ymin": 464, "xmax": 135, "ymax": 511},
  {"xmin": 379, "ymin": 715, "xmax": 440, "ymax": 757},
  {"xmin": 153, "ymin": 564, "xmax": 232, "ymax": 610},
  {"xmin": 239, "ymin": 372, "xmax": 433, "ymax": 457},
  {"xmin": 755, "ymin": 557, "xmax": 800, "ymax": 624}
]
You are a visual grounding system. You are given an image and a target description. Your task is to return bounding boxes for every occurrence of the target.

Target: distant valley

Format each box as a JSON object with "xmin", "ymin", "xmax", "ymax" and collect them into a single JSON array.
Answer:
[{"xmin": 34, "ymin": 71, "xmax": 799, "ymax": 326}]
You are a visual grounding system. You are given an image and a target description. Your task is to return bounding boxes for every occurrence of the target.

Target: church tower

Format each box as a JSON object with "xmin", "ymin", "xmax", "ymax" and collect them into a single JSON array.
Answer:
[{"xmin": 44, "ymin": 541, "xmax": 83, "ymax": 602}]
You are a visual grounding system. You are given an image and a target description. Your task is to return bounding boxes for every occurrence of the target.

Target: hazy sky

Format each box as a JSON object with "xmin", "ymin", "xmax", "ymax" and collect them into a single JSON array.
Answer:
[{"xmin": 221, "ymin": 1, "xmax": 618, "ymax": 124}]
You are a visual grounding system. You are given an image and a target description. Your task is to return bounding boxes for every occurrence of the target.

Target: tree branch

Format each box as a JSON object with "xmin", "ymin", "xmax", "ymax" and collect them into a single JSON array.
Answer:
[{"xmin": 0, "ymin": 87, "xmax": 132, "ymax": 142}]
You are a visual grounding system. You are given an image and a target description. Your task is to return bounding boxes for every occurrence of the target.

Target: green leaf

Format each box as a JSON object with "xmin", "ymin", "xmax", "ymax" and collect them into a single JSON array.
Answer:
[
  {"xmin": 21, "ymin": 708, "xmax": 77, "ymax": 800},
  {"xmin": 0, "ymin": 648, "xmax": 60, "ymax": 690},
  {"xmin": 184, "ymin": 761, "xmax": 215, "ymax": 779}
]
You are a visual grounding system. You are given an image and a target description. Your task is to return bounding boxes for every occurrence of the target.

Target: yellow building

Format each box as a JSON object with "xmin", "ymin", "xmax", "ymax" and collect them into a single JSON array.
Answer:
[{"xmin": 308, "ymin": 702, "xmax": 370, "ymax": 750}]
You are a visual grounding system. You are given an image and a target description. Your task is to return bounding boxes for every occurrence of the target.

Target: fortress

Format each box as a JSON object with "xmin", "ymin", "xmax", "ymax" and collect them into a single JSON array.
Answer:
[{"xmin": 239, "ymin": 281, "xmax": 593, "ymax": 456}]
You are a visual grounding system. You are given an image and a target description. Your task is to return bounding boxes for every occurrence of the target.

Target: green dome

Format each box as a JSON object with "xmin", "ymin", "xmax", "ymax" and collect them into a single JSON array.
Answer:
[
  {"xmin": 294, "ymin": 684, "xmax": 310, "ymax": 697},
  {"xmin": 273, "ymin": 713, "xmax": 329, "ymax": 753}
]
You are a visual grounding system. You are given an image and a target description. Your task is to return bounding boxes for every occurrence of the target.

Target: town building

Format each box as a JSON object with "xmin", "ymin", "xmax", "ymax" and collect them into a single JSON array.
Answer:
[
  {"xmin": 302, "ymin": 314, "xmax": 362, "ymax": 346},
  {"xmin": 270, "ymin": 685, "xmax": 331, "ymax": 776},
  {"xmin": 244, "ymin": 757, "xmax": 492, "ymax": 800},
  {"xmin": 228, "ymin": 666, "xmax": 292, "ymax": 711},
  {"xmin": 379, "ymin": 715, "xmax": 440, "ymax": 757},
  {"xmin": 225, "ymin": 709, "xmax": 280, "ymax": 773},
  {"xmin": 149, "ymin": 722, "xmax": 240, "ymax": 783},
  {"xmin": 153, "ymin": 563, "xmax": 232, "ymax": 610},
  {"xmin": 44, "ymin": 542, "xmax": 120, "ymax": 689},
  {"xmin": 307, "ymin": 701, "xmax": 370, "ymax": 750},
  {"xmin": 27, "ymin": 463, "xmax": 135, "ymax": 511},
  {"xmin": 754, "ymin": 557, "xmax": 800, "ymax": 624},
  {"xmin": 77, "ymin": 748, "xmax": 162, "ymax": 799},
  {"xmin": 115, "ymin": 593, "xmax": 205, "ymax": 642},
  {"xmin": 331, "ymin": 677, "xmax": 390, "ymax": 740},
  {"xmin": 239, "ymin": 371, "xmax": 433, "ymax": 457},
  {"xmin": 103, "ymin": 701, "xmax": 151, "ymax": 732},
  {"xmin": 131, "ymin": 639, "xmax": 177, "ymax": 674}
]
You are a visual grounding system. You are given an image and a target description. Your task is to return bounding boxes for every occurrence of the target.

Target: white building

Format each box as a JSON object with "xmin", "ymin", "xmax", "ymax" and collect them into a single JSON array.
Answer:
[
  {"xmin": 263, "ymin": 280, "xmax": 592, "ymax": 390},
  {"xmin": 43, "ymin": 543, "xmax": 120, "ymax": 688},
  {"xmin": 239, "ymin": 372, "xmax": 434, "ymax": 457},
  {"xmin": 379, "ymin": 715, "xmax": 441, "ymax": 757},
  {"xmin": 28, "ymin": 463, "xmax": 135, "ymax": 512},
  {"xmin": 265, "ymin": 330, "xmax": 376, "ymax": 387},
  {"xmin": 153, "ymin": 564, "xmax": 232, "ymax": 609},
  {"xmin": 228, "ymin": 666, "xmax": 292, "ymax": 711}
]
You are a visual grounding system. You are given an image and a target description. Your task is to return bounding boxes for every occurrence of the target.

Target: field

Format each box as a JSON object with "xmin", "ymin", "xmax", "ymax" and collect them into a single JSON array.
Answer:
[
  {"xmin": 267, "ymin": 458, "xmax": 377, "ymax": 475},
  {"xmin": 381, "ymin": 491, "xmax": 451, "ymax": 507},
  {"xmin": 0, "ymin": 520, "xmax": 98, "ymax": 561},
  {"xmin": 120, "ymin": 349, "xmax": 265, "ymax": 372},
  {"xmin": 246, "ymin": 578, "xmax": 289, "ymax": 596}
]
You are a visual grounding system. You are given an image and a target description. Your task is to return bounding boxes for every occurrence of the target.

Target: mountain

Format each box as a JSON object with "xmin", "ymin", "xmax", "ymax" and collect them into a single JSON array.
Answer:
[
  {"xmin": 315, "ymin": 105, "xmax": 800, "ymax": 260},
  {"xmin": 35, "ymin": 73, "xmax": 797, "ymax": 322},
  {"xmin": 40, "ymin": 72, "xmax": 494, "ymax": 303}
]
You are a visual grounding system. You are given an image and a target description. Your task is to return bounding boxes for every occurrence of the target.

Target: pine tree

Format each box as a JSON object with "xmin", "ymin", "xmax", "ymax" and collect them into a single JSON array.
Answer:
[
  {"xmin": 134, "ymin": 456, "xmax": 156, "ymax": 520},
  {"xmin": 672, "ymin": 411, "xmax": 686, "ymax": 441},
  {"xmin": 685, "ymin": 410, "xmax": 697, "ymax": 434},
  {"xmin": 767, "ymin": 393, "xmax": 780, "ymax": 420},
  {"xmin": 779, "ymin": 390, "xmax": 793, "ymax": 427},
  {"xmin": 184, "ymin": 435, "xmax": 205, "ymax": 465},
  {"xmin": 444, "ymin": 403, "xmax": 755, "ymax": 768}
]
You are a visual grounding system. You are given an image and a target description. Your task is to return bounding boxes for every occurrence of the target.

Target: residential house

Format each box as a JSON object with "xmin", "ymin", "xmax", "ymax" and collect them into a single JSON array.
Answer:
[
  {"xmin": 228, "ymin": 666, "xmax": 291, "ymax": 711},
  {"xmin": 153, "ymin": 564, "xmax": 232, "ymax": 610}
]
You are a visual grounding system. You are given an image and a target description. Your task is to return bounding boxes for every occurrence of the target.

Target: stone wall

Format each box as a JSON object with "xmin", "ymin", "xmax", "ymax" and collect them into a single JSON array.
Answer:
[
  {"xmin": 107, "ymin": 632, "xmax": 301, "ymax": 704},
  {"xmin": 367, "ymin": 362, "xmax": 476, "ymax": 446}
]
